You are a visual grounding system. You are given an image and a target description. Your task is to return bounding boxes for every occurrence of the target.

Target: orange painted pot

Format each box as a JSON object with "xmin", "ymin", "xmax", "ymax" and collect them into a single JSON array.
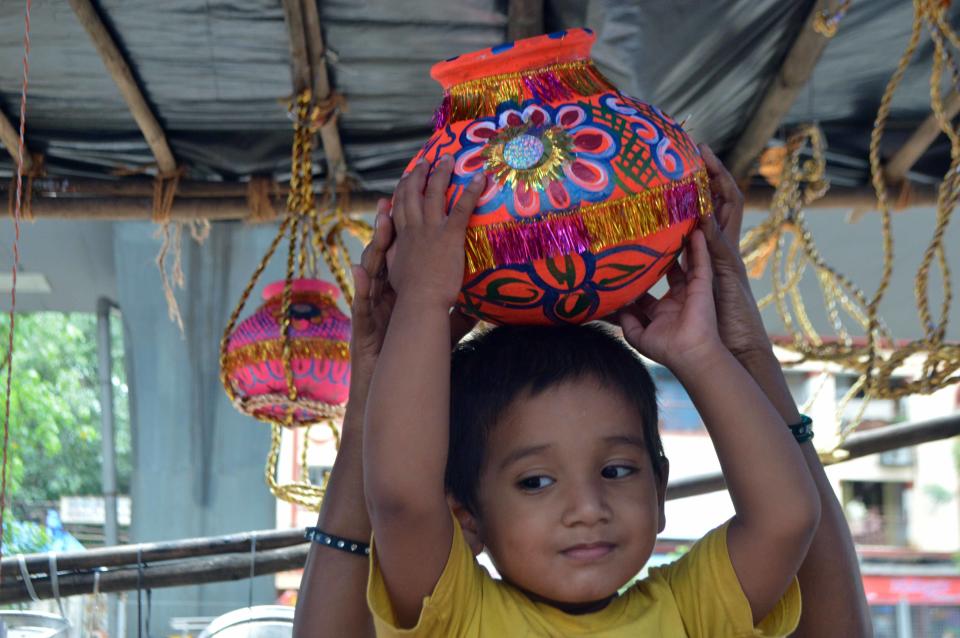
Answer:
[{"xmin": 405, "ymin": 28, "xmax": 711, "ymax": 325}]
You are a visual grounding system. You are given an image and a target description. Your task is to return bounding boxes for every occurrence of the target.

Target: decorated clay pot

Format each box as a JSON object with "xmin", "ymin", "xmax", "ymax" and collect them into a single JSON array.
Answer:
[
  {"xmin": 406, "ymin": 28, "xmax": 711, "ymax": 325},
  {"xmin": 222, "ymin": 278, "xmax": 350, "ymax": 425}
]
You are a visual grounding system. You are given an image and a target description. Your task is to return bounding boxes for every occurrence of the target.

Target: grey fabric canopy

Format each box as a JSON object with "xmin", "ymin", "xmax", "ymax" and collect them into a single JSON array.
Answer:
[{"xmin": 0, "ymin": 0, "xmax": 954, "ymax": 193}]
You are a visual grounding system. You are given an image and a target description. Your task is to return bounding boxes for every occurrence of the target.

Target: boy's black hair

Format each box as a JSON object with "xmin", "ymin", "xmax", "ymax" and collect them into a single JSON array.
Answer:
[{"xmin": 446, "ymin": 322, "xmax": 665, "ymax": 515}]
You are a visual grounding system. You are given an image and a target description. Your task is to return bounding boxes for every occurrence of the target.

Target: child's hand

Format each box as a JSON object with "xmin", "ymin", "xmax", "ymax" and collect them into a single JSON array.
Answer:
[
  {"xmin": 388, "ymin": 156, "xmax": 486, "ymax": 310},
  {"xmin": 618, "ymin": 229, "xmax": 722, "ymax": 372},
  {"xmin": 350, "ymin": 197, "xmax": 479, "ymax": 397},
  {"xmin": 698, "ymin": 144, "xmax": 772, "ymax": 361},
  {"xmin": 350, "ymin": 198, "xmax": 397, "ymax": 399}
]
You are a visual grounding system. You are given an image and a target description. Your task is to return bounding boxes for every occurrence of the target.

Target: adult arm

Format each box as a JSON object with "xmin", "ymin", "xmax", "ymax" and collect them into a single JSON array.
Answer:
[
  {"xmin": 292, "ymin": 202, "xmax": 396, "ymax": 638},
  {"xmin": 700, "ymin": 144, "xmax": 872, "ymax": 636}
]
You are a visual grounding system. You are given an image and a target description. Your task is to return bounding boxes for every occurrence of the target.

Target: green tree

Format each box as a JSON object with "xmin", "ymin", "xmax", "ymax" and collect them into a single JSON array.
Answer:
[{"xmin": 0, "ymin": 312, "xmax": 131, "ymax": 515}]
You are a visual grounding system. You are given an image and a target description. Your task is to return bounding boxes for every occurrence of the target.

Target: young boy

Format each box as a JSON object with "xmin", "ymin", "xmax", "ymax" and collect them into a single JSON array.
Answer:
[{"xmin": 362, "ymin": 156, "xmax": 821, "ymax": 636}]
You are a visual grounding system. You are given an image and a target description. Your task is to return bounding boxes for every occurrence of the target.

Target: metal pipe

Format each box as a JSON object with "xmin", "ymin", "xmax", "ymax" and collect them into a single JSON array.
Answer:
[
  {"xmin": 95, "ymin": 297, "xmax": 119, "ymax": 638},
  {"xmin": 666, "ymin": 412, "xmax": 960, "ymax": 500}
]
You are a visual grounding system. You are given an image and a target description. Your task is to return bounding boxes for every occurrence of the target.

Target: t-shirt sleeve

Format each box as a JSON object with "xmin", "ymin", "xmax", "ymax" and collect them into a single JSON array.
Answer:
[
  {"xmin": 366, "ymin": 511, "xmax": 482, "ymax": 637},
  {"xmin": 651, "ymin": 521, "xmax": 801, "ymax": 637}
]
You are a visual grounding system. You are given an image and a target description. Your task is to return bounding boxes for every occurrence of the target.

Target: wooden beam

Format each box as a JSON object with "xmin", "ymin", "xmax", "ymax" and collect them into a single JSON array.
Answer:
[
  {"xmin": 8, "ymin": 193, "xmax": 380, "ymax": 221},
  {"xmin": 743, "ymin": 182, "xmax": 938, "ymax": 210},
  {"xmin": 0, "ymin": 108, "xmax": 32, "ymax": 173},
  {"xmin": 0, "ymin": 181, "xmax": 935, "ymax": 221},
  {"xmin": 67, "ymin": 0, "xmax": 177, "ymax": 174},
  {"xmin": 25, "ymin": 177, "xmax": 280, "ymax": 199},
  {"xmin": 667, "ymin": 412, "xmax": 960, "ymax": 500},
  {"xmin": 727, "ymin": 0, "xmax": 833, "ymax": 180},
  {"xmin": 885, "ymin": 91, "xmax": 960, "ymax": 183},
  {"xmin": 282, "ymin": 0, "xmax": 348, "ymax": 185},
  {"xmin": 507, "ymin": 0, "xmax": 545, "ymax": 41}
]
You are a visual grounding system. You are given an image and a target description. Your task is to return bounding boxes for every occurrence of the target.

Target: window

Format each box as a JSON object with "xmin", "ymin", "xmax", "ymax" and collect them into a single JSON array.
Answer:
[{"xmin": 842, "ymin": 480, "xmax": 908, "ymax": 546}]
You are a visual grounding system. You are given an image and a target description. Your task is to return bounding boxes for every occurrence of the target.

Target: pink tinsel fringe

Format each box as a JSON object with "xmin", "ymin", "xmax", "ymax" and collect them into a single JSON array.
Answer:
[
  {"xmin": 665, "ymin": 182, "xmax": 699, "ymax": 224},
  {"xmin": 482, "ymin": 180, "xmax": 702, "ymax": 266},
  {"xmin": 488, "ymin": 215, "xmax": 591, "ymax": 265},
  {"xmin": 433, "ymin": 93, "xmax": 452, "ymax": 129},
  {"xmin": 524, "ymin": 71, "xmax": 573, "ymax": 103}
]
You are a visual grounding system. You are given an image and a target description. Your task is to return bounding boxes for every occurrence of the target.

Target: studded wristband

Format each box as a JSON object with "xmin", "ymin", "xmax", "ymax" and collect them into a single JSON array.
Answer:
[
  {"xmin": 305, "ymin": 527, "xmax": 370, "ymax": 557},
  {"xmin": 789, "ymin": 414, "xmax": 814, "ymax": 444}
]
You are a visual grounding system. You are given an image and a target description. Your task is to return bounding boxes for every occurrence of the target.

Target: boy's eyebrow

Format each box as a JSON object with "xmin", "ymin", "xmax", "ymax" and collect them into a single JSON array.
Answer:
[
  {"xmin": 603, "ymin": 434, "xmax": 647, "ymax": 450},
  {"xmin": 498, "ymin": 444, "xmax": 551, "ymax": 471}
]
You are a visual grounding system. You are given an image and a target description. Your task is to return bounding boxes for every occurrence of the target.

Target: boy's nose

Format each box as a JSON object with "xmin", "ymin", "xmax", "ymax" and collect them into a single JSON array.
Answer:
[{"xmin": 561, "ymin": 480, "xmax": 612, "ymax": 527}]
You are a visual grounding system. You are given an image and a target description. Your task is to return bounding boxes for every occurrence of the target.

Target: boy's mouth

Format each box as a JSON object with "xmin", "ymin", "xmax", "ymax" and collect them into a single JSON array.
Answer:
[{"xmin": 561, "ymin": 542, "xmax": 616, "ymax": 561}]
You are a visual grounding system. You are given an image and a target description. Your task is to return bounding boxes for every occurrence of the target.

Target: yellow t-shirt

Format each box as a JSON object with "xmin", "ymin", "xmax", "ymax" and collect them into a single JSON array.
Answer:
[{"xmin": 367, "ymin": 517, "xmax": 801, "ymax": 637}]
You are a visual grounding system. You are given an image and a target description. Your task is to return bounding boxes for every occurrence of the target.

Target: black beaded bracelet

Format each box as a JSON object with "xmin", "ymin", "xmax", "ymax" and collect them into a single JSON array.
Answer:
[
  {"xmin": 789, "ymin": 414, "xmax": 814, "ymax": 443},
  {"xmin": 305, "ymin": 527, "xmax": 370, "ymax": 557}
]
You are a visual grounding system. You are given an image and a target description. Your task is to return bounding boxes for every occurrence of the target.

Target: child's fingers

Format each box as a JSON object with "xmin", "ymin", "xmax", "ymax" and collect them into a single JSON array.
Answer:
[
  {"xmin": 447, "ymin": 172, "xmax": 486, "ymax": 234},
  {"xmin": 403, "ymin": 160, "xmax": 430, "ymax": 226},
  {"xmin": 424, "ymin": 156, "xmax": 454, "ymax": 224}
]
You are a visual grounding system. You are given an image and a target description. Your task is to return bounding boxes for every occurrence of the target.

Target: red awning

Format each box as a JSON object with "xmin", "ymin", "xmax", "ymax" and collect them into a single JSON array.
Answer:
[{"xmin": 864, "ymin": 575, "xmax": 960, "ymax": 605}]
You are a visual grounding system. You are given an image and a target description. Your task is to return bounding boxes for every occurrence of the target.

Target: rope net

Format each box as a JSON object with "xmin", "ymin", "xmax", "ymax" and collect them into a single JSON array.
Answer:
[{"xmin": 742, "ymin": 0, "xmax": 960, "ymax": 447}]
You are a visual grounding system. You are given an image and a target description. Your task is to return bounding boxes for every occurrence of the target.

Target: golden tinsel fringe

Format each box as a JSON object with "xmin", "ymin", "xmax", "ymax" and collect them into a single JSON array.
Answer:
[
  {"xmin": 464, "ymin": 169, "xmax": 711, "ymax": 275},
  {"xmin": 223, "ymin": 337, "xmax": 350, "ymax": 373},
  {"xmin": 438, "ymin": 61, "xmax": 616, "ymax": 128}
]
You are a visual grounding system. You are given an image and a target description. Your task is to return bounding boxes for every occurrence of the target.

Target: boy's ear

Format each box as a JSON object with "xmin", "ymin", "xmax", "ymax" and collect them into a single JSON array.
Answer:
[
  {"xmin": 656, "ymin": 458, "xmax": 670, "ymax": 534},
  {"xmin": 447, "ymin": 494, "xmax": 485, "ymax": 556}
]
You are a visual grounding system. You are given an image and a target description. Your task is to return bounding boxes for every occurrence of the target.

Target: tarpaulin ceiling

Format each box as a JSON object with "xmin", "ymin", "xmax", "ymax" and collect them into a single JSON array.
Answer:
[{"xmin": 0, "ymin": 0, "xmax": 956, "ymax": 193}]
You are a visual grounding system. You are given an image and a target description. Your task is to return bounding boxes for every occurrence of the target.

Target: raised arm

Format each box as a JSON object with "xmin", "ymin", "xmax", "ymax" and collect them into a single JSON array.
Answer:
[
  {"xmin": 363, "ymin": 158, "xmax": 485, "ymax": 628},
  {"xmin": 699, "ymin": 144, "xmax": 872, "ymax": 636},
  {"xmin": 293, "ymin": 199, "xmax": 395, "ymax": 638},
  {"xmin": 619, "ymin": 229, "xmax": 820, "ymax": 624}
]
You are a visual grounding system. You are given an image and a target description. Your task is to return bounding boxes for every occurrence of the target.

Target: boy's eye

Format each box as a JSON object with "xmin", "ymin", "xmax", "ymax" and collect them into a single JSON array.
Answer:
[
  {"xmin": 601, "ymin": 465, "xmax": 636, "ymax": 479},
  {"xmin": 517, "ymin": 475, "xmax": 555, "ymax": 491}
]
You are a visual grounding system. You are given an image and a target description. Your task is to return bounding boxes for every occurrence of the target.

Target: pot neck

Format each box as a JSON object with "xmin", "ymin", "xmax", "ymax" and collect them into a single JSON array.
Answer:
[{"xmin": 430, "ymin": 28, "xmax": 596, "ymax": 91}]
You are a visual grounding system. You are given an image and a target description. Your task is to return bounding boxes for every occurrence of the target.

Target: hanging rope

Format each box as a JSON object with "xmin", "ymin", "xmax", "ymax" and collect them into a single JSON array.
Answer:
[
  {"xmin": 742, "ymin": 0, "xmax": 960, "ymax": 448},
  {"xmin": 152, "ymin": 167, "xmax": 213, "ymax": 334},
  {"xmin": 220, "ymin": 89, "xmax": 362, "ymax": 510},
  {"xmin": 1, "ymin": 0, "xmax": 33, "ymax": 585}
]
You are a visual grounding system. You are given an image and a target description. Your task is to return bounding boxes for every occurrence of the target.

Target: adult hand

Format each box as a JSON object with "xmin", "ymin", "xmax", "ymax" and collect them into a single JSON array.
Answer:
[
  {"xmin": 699, "ymin": 144, "xmax": 772, "ymax": 361},
  {"xmin": 350, "ymin": 198, "xmax": 397, "ymax": 398}
]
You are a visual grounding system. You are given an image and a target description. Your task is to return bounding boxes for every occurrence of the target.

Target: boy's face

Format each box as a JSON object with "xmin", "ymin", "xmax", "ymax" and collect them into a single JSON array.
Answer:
[{"xmin": 467, "ymin": 376, "xmax": 667, "ymax": 607}]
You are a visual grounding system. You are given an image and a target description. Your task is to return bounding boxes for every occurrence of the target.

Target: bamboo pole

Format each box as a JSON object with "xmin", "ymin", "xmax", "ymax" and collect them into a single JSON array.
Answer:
[
  {"xmin": 299, "ymin": 0, "xmax": 347, "ymax": 186},
  {"xmin": 67, "ymin": 0, "xmax": 177, "ymax": 174},
  {"xmin": 666, "ymin": 412, "xmax": 960, "ymax": 500},
  {"xmin": 0, "ymin": 108, "xmax": 32, "ymax": 173},
  {"xmin": 2, "ymin": 528, "xmax": 304, "ymax": 574},
  {"xmin": 885, "ymin": 90, "xmax": 960, "ymax": 183},
  {"xmin": 507, "ymin": 0, "xmax": 545, "ymax": 41},
  {"xmin": 727, "ymin": 0, "xmax": 832, "ymax": 179},
  {"xmin": 0, "ymin": 545, "xmax": 308, "ymax": 604}
]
